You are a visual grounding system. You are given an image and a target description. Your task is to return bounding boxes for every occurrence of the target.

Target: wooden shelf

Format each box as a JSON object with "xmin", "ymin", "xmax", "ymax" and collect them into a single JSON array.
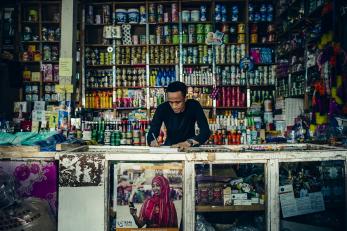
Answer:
[
  {"xmin": 196, "ymin": 204, "xmax": 265, "ymax": 212},
  {"xmin": 181, "ymin": 21, "xmax": 212, "ymax": 24},
  {"xmin": 116, "ymin": 107, "xmax": 146, "ymax": 110},
  {"xmin": 85, "ymin": 44, "xmax": 111, "ymax": 47},
  {"xmin": 216, "ymin": 106, "xmax": 247, "ymax": 109},
  {"xmin": 149, "ymin": 63, "xmax": 178, "ymax": 66},
  {"xmin": 148, "ymin": 44, "xmax": 178, "ymax": 46},
  {"xmin": 216, "ymin": 63, "xmax": 239, "ymax": 66},
  {"xmin": 117, "ymin": 44, "xmax": 146, "ymax": 47},
  {"xmin": 42, "ymin": 60, "xmax": 59, "ymax": 63},
  {"xmin": 187, "ymin": 85, "xmax": 213, "ymax": 87},
  {"xmin": 85, "ymin": 23, "xmax": 112, "ymax": 26},
  {"xmin": 182, "ymin": 43, "xmax": 208, "ymax": 46},
  {"xmin": 42, "ymin": 21, "xmax": 60, "ymax": 24},
  {"xmin": 149, "ymin": 22, "xmax": 179, "ymax": 25},
  {"xmin": 87, "ymin": 64, "xmax": 114, "ymax": 68},
  {"xmin": 86, "ymin": 87, "xmax": 113, "ymax": 90},
  {"xmin": 41, "ymin": 41, "xmax": 60, "ymax": 43},
  {"xmin": 115, "ymin": 64, "xmax": 146, "ymax": 67},
  {"xmin": 22, "ymin": 41, "xmax": 41, "ymax": 43},
  {"xmin": 22, "ymin": 21, "xmax": 39, "ymax": 24},
  {"xmin": 115, "ymin": 86, "xmax": 145, "ymax": 89},
  {"xmin": 183, "ymin": 63, "xmax": 212, "ymax": 66}
]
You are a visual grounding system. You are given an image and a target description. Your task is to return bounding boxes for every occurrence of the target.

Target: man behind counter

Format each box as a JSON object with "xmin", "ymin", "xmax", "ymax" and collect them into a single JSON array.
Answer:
[{"xmin": 147, "ymin": 81, "xmax": 211, "ymax": 150}]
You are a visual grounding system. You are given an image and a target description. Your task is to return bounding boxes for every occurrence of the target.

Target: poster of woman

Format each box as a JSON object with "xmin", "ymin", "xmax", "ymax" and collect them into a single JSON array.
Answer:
[{"xmin": 115, "ymin": 163, "xmax": 183, "ymax": 231}]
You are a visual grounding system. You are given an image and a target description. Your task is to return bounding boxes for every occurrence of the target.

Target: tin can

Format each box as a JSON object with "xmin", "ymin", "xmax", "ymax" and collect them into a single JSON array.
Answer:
[
  {"xmin": 172, "ymin": 35, "xmax": 179, "ymax": 44},
  {"xmin": 250, "ymin": 24, "xmax": 258, "ymax": 33},
  {"xmin": 196, "ymin": 24, "xmax": 204, "ymax": 34},
  {"xmin": 182, "ymin": 34, "xmax": 188, "ymax": 44},
  {"xmin": 237, "ymin": 23, "xmax": 245, "ymax": 33},
  {"xmin": 172, "ymin": 25, "xmax": 179, "ymax": 35},
  {"xmin": 205, "ymin": 24, "xmax": 212, "ymax": 33},
  {"xmin": 189, "ymin": 34, "xmax": 196, "ymax": 43},
  {"xmin": 221, "ymin": 24, "xmax": 229, "ymax": 33},
  {"xmin": 140, "ymin": 35, "xmax": 146, "ymax": 44},
  {"xmin": 197, "ymin": 34, "xmax": 205, "ymax": 43},
  {"xmin": 188, "ymin": 24, "xmax": 195, "ymax": 34},
  {"xmin": 132, "ymin": 35, "xmax": 139, "ymax": 45},
  {"xmin": 156, "ymin": 25, "xmax": 162, "ymax": 36},
  {"xmin": 148, "ymin": 14, "xmax": 156, "ymax": 23},
  {"xmin": 149, "ymin": 3, "xmax": 156, "ymax": 14},
  {"xmin": 223, "ymin": 35, "xmax": 229, "ymax": 43},
  {"xmin": 172, "ymin": 3, "xmax": 178, "ymax": 22},
  {"xmin": 250, "ymin": 34, "xmax": 258, "ymax": 43},
  {"xmin": 163, "ymin": 25, "xmax": 171, "ymax": 36},
  {"xmin": 237, "ymin": 34, "xmax": 245, "ymax": 43},
  {"xmin": 165, "ymin": 35, "xmax": 172, "ymax": 44},
  {"xmin": 164, "ymin": 12, "xmax": 169, "ymax": 22},
  {"xmin": 149, "ymin": 35, "xmax": 156, "ymax": 44}
]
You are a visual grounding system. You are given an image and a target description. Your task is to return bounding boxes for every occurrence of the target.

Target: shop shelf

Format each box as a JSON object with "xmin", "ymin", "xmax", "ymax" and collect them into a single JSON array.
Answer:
[
  {"xmin": 43, "ymin": 81, "xmax": 59, "ymax": 84},
  {"xmin": 41, "ymin": 41, "xmax": 60, "ymax": 43},
  {"xmin": 85, "ymin": 44, "xmax": 111, "ymax": 47},
  {"xmin": 196, "ymin": 204, "xmax": 265, "ymax": 212},
  {"xmin": 87, "ymin": 64, "xmax": 114, "ymax": 68},
  {"xmin": 115, "ymin": 86, "xmax": 145, "ymax": 89},
  {"xmin": 41, "ymin": 21, "xmax": 60, "ymax": 24},
  {"xmin": 182, "ymin": 63, "xmax": 212, "ymax": 66},
  {"xmin": 181, "ymin": 21, "xmax": 212, "ymax": 24},
  {"xmin": 215, "ymin": 21, "xmax": 242, "ymax": 24},
  {"xmin": 182, "ymin": 43, "xmax": 208, "ymax": 46},
  {"xmin": 186, "ymin": 85, "xmax": 213, "ymax": 87},
  {"xmin": 115, "ymin": 64, "xmax": 146, "ymax": 67},
  {"xmin": 21, "ymin": 41, "xmax": 41, "ymax": 43},
  {"xmin": 116, "ymin": 44, "xmax": 146, "ymax": 47},
  {"xmin": 116, "ymin": 107, "xmax": 146, "ymax": 110},
  {"xmin": 215, "ymin": 63, "xmax": 239, "ymax": 66},
  {"xmin": 218, "ymin": 85, "xmax": 246, "ymax": 87},
  {"xmin": 85, "ymin": 23, "xmax": 112, "ymax": 26},
  {"xmin": 216, "ymin": 106, "xmax": 247, "ymax": 109},
  {"xmin": 149, "ymin": 63, "xmax": 178, "ymax": 66},
  {"xmin": 22, "ymin": 21, "xmax": 39, "ymax": 24},
  {"xmin": 249, "ymin": 42, "xmax": 278, "ymax": 46},
  {"xmin": 42, "ymin": 60, "xmax": 59, "ymax": 63},
  {"xmin": 86, "ymin": 87, "xmax": 113, "ymax": 90},
  {"xmin": 149, "ymin": 22, "xmax": 179, "ymax": 25},
  {"xmin": 148, "ymin": 44, "xmax": 178, "ymax": 46}
]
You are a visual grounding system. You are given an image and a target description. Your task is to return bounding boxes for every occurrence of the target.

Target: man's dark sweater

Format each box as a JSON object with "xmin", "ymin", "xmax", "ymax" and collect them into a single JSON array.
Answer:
[{"xmin": 147, "ymin": 99, "xmax": 211, "ymax": 146}]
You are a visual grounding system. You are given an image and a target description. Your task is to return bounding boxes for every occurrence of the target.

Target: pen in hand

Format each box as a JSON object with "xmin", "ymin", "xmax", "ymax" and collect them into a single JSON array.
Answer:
[{"xmin": 151, "ymin": 133, "xmax": 160, "ymax": 147}]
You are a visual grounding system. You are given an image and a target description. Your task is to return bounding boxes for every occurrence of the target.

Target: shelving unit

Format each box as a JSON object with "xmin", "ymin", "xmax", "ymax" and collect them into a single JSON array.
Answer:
[
  {"xmin": 18, "ymin": 0, "xmax": 62, "ymax": 103},
  {"xmin": 196, "ymin": 204, "xmax": 265, "ymax": 212},
  {"xmin": 81, "ymin": 0, "xmax": 276, "ymax": 120}
]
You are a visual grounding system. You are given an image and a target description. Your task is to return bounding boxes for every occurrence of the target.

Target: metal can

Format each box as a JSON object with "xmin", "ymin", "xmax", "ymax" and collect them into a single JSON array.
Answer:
[
  {"xmin": 165, "ymin": 35, "xmax": 172, "ymax": 44},
  {"xmin": 196, "ymin": 34, "xmax": 205, "ymax": 43},
  {"xmin": 172, "ymin": 25, "xmax": 179, "ymax": 35},
  {"xmin": 237, "ymin": 23, "xmax": 245, "ymax": 33},
  {"xmin": 188, "ymin": 24, "xmax": 195, "ymax": 34},
  {"xmin": 250, "ymin": 34, "xmax": 258, "ymax": 43},
  {"xmin": 149, "ymin": 3, "xmax": 156, "ymax": 14},
  {"xmin": 163, "ymin": 25, "xmax": 171, "ymax": 36},
  {"xmin": 237, "ymin": 34, "xmax": 245, "ymax": 43},
  {"xmin": 172, "ymin": 35, "xmax": 179, "ymax": 44},
  {"xmin": 221, "ymin": 24, "xmax": 229, "ymax": 33},
  {"xmin": 205, "ymin": 24, "xmax": 212, "ymax": 33},
  {"xmin": 196, "ymin": 24, "xmax": 204, "ymax": 34},
  {"xmin": 171, "ymin": 3, "xmax": 178, "ymax": 22},
  {"xmin": 188, "ymin": 34, "xmax": 196, "ymax": 43}
]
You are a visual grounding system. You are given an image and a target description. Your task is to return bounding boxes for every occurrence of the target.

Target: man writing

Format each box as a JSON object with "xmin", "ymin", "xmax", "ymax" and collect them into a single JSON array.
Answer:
[{"xmin": 147, "ymin": 81, "xmax": 211, "ymax": 150}]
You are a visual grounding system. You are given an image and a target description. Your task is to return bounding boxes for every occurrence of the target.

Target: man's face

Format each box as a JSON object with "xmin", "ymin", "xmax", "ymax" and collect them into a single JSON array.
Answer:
[{"xmin": 167, "ymin": 91, "xmax": 186, "ymax": 113}]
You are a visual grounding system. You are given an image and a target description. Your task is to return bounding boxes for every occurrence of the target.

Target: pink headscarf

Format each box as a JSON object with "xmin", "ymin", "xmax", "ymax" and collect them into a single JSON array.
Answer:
[{"xmin": 139, "ymin": 175, "xmax": 178, "ymax": 227}]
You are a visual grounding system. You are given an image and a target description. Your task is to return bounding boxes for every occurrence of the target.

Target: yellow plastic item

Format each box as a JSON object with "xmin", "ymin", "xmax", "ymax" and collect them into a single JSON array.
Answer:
[{"xmin": 316, "ymin": 113, "xmax": 328, "ymax": 125}]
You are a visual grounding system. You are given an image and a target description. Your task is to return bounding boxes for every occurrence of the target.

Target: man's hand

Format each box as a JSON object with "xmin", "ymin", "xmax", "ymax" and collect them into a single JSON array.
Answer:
[
  {"xmin": 150, "ymin": 140, "xmax": 160, "ymax": 147},
  {"xmin": 171, "ymin": 141, "xmax": 191, "ymax": 151}
]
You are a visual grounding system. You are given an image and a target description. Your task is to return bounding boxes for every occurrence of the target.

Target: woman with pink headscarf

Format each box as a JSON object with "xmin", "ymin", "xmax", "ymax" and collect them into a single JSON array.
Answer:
[{"xmin": 130, "ymin": 175, "xmax": 178, "ymax": 228}]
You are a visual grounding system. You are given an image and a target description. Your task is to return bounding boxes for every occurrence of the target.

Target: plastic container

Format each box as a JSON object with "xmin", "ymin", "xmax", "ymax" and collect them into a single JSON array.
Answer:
[
  {"xmin": 115, "ymin": 9, "xmax": 127, "ymax": 24},
  {"xmin": 127, "ymin": 9, "xmax": 139, "ymax": 24},
  {"xmin": 182, "ymin": 10, "xmax": 190, "ymax": 22},
  {"xmin": 191, "ymin": 10, "xmax": 200, "ymax": 22}
]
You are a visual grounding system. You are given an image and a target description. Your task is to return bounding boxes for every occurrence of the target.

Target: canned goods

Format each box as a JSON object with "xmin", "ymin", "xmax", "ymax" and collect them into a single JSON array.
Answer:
[
  {"xmin": 188, "ymin": 24, "xmax": 195, "ymax": 34},
  {"xmin": 172, "ymin": 35, "xmax": 179, "ymax": 44},
  {"xmin": 237, "ymin": 34, "xmax": 245, "ymax": 43},
  {"xmin": 221, "ymin": 24, "xmax": 229, "ymax": 33},
  {"xmin": 149, "ymin": 35, "xmax": 156, "ymax": 44},
  {"xmin": 165, "ymin": 35, "xmax": 171, "ymax": 44},
  {"xmin": 188, "ymin": 34, "xmax": 196, "ymax": 43},
  {"xmin": 205, "ymin": 24, "xmax": 212, "ymax": 33},
  {"xmin": 140, "ymin": 35, "xmax": 146, "ymax": 44},
  {"xmin": 196, "ymin": 24, "xmax": 204, "ymax": 34},
  {"xmin": 182, "ymin": 34, "xmax": 188, "ymax": 44},
  {"xmin": 250, "ymin": 34, "xmax": 258, "ymax": 43},
  {"xmin": 132, "ymin": 35, "xmax": 139, "ymax": 45},
  {"xmin": 172, "ymin": 25, "xmax": 179, "ymax": 35},
  {"xmin": 156, "ymin": 25, "xmax": 162, "ymax": 36},
  {"xmin": 171, "ymin": 3, "xmax": 178, "ymax": 22},
  {"xmin": 148, "ymin": 13, "xmax": 156, "ymax": 23},
  {"xmin": 251, "ymin": 24, "xmax": 258, "ymax": 33},
  {"xmin": 237, "ymin": 23, "xmax": 245, "ymax": 33},
  {"xmin": 149, "ymin": 3, "xmax": 156, "ymax": 14},
  {"xmin": 163, "ymin": 25, "xmax": 171, "ymax": 36},
  {"xmin": 197, "ymin": 34, "xmax": 205, "ymax": 43},
  {"xmin": 223, "ymin": 35, "xmax": 229, "ymax": 43}
]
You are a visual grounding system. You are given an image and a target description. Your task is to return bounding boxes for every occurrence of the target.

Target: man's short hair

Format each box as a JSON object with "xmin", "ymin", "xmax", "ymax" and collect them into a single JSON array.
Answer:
[{"xmin": 166, "ymin": 81, "xmax": 187, "ymax": 97}]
